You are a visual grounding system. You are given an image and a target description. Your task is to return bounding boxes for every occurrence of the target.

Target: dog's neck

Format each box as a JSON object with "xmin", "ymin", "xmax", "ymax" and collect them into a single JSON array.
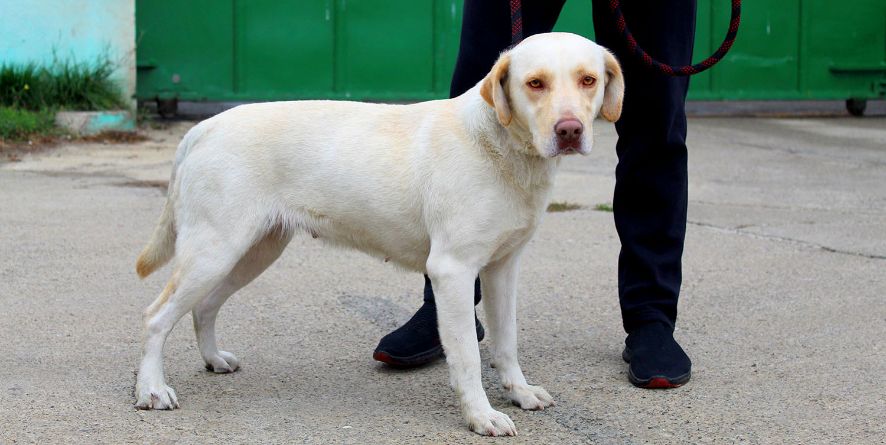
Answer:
[{"xmin": 456, "ymin": 86, "xmax": 560, "ymax": 193}]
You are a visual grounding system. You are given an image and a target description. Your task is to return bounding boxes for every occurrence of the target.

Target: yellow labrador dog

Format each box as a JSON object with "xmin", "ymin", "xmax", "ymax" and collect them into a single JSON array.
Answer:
[{"xmin": 134, "ymin": 32, "xmax": 623, "ymax": 436}]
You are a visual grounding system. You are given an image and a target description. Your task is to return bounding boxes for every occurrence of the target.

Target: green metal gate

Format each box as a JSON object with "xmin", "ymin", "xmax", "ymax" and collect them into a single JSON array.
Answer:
[{"xmin": 136, "ymin": 1, "xmax": 886, "ymax": 107}]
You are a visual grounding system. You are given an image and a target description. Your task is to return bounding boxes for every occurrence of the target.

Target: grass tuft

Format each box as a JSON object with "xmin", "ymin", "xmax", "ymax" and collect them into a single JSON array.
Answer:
[
  {"xmin": 593, "ymin": 203, "xmax": 614, "ymax": 212},
  {"xmin": 0, "ymin": 58, "xmax": 126, "ymax": 111},
  {"xmin": 0, "ymin": 106, "xmax": 56, "ymax": 140},
  {"xmin": 547, "ymin": 201, "xmax": 583, "ymax": 212},
  {"xmin": 0, "ymin": 57, "xmax": 127, "ymax": 141}
]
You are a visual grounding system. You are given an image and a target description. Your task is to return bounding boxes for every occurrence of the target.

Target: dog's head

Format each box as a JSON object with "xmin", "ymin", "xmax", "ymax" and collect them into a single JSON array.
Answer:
[{"xmin": 480, "ymin": 33, "xmax": 624, "ymax": 158}]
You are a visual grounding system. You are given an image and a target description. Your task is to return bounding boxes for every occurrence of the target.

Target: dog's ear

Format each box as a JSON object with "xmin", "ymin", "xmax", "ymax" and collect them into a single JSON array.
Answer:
[
  {"xmin": 601, "ymin": 49, "xmax": 624, "ymax": 122},
  {"xmin": 479, "ymin": 53, "xmax": 512, "ymax": 127}
]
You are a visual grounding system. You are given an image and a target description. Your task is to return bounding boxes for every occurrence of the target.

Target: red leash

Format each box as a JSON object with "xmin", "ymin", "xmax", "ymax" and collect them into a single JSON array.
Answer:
[{"xmin": 508, "ymin": 0, "xmax": 741, "ymax": 76}]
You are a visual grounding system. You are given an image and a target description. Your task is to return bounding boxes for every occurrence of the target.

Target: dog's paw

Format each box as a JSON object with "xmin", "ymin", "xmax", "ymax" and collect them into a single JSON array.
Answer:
[
  {"xmin": 135, "ymin": 382, "xmax": 179, "ymax": 410},
  {"xmin": 508, "ymin": 384, "xmax": 555, "ymax": 410},
  {"xmin": 466, "ymin": 408, "xmax": 517, "ymax": 437},
  {"xmin": 204, "ymin": 351, "xmax": 240, "ymax": 373}
]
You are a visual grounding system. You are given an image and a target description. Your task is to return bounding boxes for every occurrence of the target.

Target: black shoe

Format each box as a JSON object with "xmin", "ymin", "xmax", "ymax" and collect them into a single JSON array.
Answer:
[
  {"xmin": 373, "ymin": 301, "xmax": 485, "ymax": 368},
  {"xmin": 622, "ymin": 322, "xmax": 691, "ymax": 388}
]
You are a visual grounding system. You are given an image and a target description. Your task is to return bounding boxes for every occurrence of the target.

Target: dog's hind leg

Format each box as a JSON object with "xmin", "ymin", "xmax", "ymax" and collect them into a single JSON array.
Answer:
[
  {"xmin": 135, "ymin": 225, "xmax": 257, "ymax": 410},
  {"xmin": 193, "ymin": 229, "xmax": 292, "ymax": 373}
]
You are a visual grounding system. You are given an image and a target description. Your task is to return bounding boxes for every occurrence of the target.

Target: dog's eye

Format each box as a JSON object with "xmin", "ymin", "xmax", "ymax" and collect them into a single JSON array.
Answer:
[
  {"xmin": 581, "ymin": 75, "xmax": 596, "ymax": 87},
  {"xmin": 527, "ymin": 79, "xmax": 544, "ymax": 89}
]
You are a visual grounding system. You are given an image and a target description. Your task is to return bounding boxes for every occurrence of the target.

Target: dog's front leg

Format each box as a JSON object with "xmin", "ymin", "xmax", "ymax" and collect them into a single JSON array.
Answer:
[
  {"xmin": 481, "ymin": 253, "xmax": 555, "ymax": 410},
  {"xmin": 428, "ymin": 254, "xmax": 517, "ymax": 437}
]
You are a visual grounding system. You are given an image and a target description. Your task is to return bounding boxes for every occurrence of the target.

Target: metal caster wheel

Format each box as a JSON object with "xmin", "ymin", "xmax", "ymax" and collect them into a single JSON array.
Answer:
[
  {"xmin": 846, "ymin": 98, "xmax": 866, "ymax": 117},
  {"xmin": 157, "ymin": 98, "xmax": 179, "ymax": 119}
]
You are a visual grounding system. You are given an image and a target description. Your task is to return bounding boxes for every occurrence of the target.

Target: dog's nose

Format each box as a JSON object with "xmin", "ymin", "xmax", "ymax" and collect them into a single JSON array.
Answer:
[{"xmin": 555, "ymin": 119, "xmax": 583, "ymax": 142}]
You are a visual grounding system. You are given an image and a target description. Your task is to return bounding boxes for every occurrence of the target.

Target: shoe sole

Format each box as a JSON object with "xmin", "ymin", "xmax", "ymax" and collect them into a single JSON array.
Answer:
[
  {"xmin": 373, "ymin": 322, "xmax": 485, "ymax": 368},
  {"xmin": 622, "ymin": 348, "xmax": 691, "ymax": 389},
  {"xmin": 372, "ymin": 346, "xmax": 444, "ymax": 368}
]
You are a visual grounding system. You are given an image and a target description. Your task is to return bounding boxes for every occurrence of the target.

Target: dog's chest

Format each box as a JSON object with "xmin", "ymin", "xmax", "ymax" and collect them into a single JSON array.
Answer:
[{"xmin": 484, "ymin": 187, "xmax": 550, "ymax": 262}]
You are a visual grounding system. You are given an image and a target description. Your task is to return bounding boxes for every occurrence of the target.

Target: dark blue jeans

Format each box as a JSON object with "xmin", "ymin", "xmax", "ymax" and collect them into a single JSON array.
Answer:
[{"xmin": 425, "ymin": 0, "xmax": 696, "ymax": 333}]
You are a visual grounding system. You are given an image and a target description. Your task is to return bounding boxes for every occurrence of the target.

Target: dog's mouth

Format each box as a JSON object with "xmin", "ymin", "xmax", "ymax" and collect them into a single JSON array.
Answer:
[
  {"xmin": 551, "ymin": 139, "xmax": 587, "ymax": 156},
  {"xmin": 558, "ymin": 140, "xmax": 580, "ymax": 149},
  {"xmin": 537, "ymin": 132, "xmax": 589, "ymax": 158}
]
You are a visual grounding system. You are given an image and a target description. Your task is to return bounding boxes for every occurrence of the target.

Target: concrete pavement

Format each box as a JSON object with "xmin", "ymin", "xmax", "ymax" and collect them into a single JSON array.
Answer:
[{"xmin": 1, "ymin": 116, "xmax": 884, "ymax": 444}]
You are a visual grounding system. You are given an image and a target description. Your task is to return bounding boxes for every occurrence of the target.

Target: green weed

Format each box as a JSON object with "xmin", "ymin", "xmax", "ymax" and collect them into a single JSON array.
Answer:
[
  {"xmin": 0, "ymin": 106, "xmax": 56, "ymax": 140},
  {"xmin": 0, "ymin": 58, "xmax": 127, "ymax": 140},
  {"xmin": 547, "ymin": 201, "xmax": 583, "ymax": 212},
  {"xmin": 0, "ymin": 58, "xmax": 126, "ymax": 111}
]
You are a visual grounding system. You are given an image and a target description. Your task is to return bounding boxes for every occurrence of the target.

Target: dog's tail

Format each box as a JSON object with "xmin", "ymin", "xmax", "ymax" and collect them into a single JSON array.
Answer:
[
  {"xmin": 135, "ymin": 123, "xmax": 203, "ymax": 279},
  {"xmin": 135, "ymin": 192, "xmax": 175, "ymax": 279}
]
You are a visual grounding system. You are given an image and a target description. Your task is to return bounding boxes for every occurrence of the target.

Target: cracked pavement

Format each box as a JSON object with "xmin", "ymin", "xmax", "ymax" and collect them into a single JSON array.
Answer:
[{"xmin": 1, "ymin": 117, "xmax": 884, "ymax": 444}]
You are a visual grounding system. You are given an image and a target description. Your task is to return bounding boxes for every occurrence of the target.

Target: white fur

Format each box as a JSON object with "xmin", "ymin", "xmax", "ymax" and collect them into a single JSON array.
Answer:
[{"xmin": 133, "ymin": 33, "xmax": 623, "ymax": 436}]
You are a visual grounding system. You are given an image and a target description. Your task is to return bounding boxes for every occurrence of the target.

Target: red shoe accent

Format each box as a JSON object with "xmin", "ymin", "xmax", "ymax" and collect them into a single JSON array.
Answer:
[
  {"xmin": 643, "ymin": 377, "xmax": 683, "ymax": 389},
  {"xmin": 373, "ymin": 351, "xmax": 394, "ymax": 365}
]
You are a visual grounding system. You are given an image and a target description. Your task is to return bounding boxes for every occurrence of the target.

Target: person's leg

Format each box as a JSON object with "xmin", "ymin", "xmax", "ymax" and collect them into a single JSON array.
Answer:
[
  {"xmin": 373, "ymin": 276, "xmax": 483, "ymax": 367},
  {"xmin": 450, "ymin": 0, "xmax": 567, "ymax": 97},
  {"xmin": 374, "ymin": 0, "xmax": 566, "ymax": 367},
  {"xmin": 592, "ymin": 0, "xmax": 695, "ymax": 387}
]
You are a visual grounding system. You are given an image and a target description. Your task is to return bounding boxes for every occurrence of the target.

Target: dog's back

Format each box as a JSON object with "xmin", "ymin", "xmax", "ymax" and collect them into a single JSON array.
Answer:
[{"xmin": 137, "ymin": 99, "xmax": 471, "ymax": 276}]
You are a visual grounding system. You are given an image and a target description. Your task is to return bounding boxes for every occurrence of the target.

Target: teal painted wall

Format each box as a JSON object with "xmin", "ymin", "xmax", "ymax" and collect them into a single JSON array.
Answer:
[{"xmin": 0, "ymin": 0, "xmax": 136, "ymax": 108}]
